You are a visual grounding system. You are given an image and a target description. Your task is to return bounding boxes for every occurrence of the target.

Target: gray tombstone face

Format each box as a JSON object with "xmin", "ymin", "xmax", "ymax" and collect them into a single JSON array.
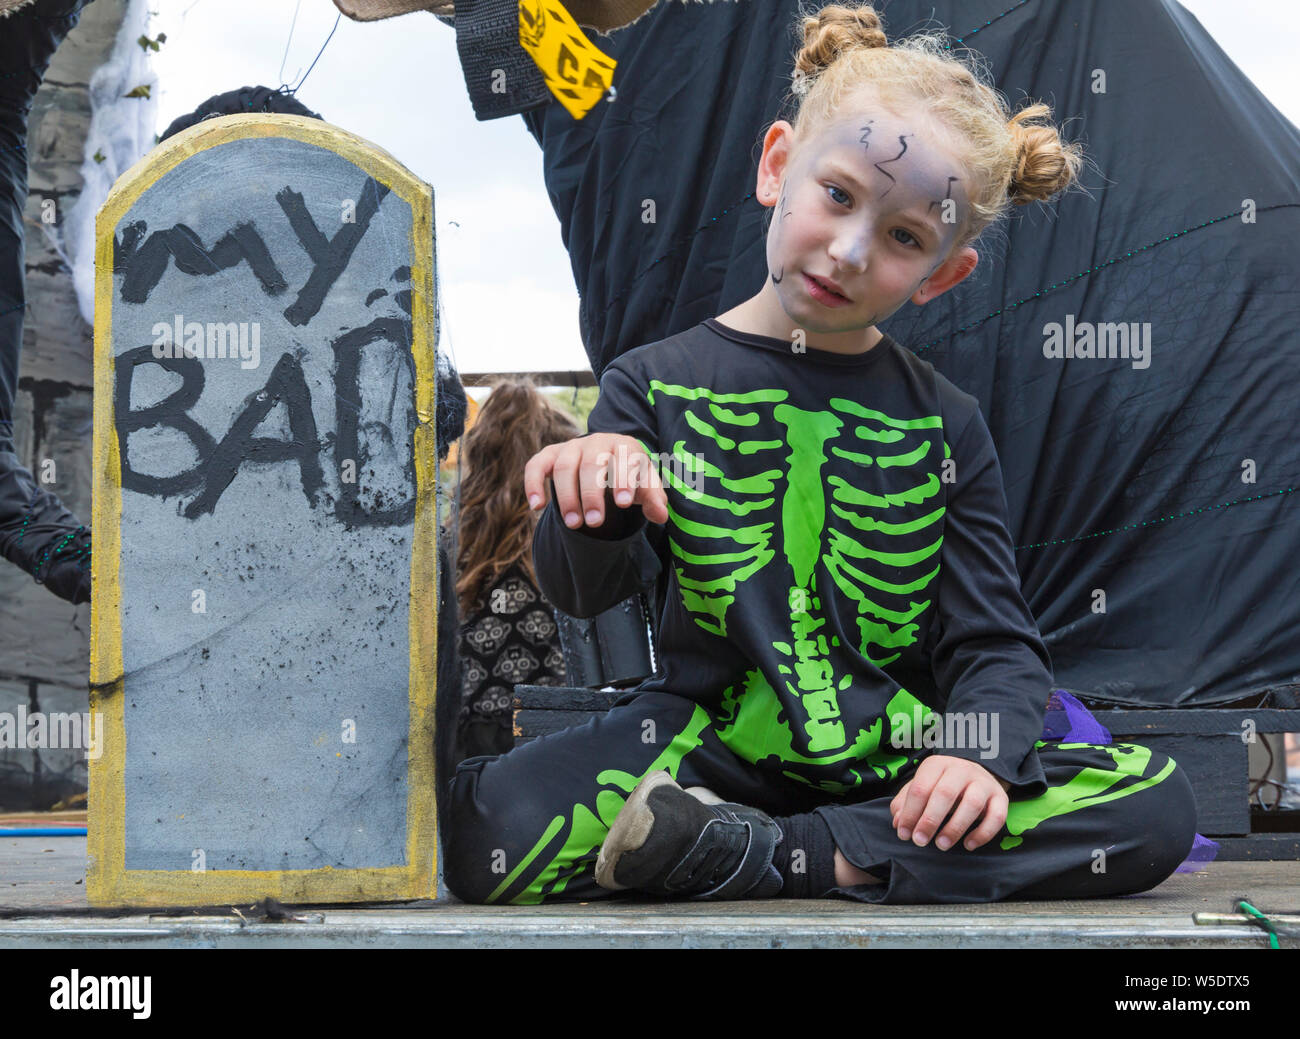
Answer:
[{"xmin": 89, "ymin": 115, "xmax": 438, "ymax": 905}]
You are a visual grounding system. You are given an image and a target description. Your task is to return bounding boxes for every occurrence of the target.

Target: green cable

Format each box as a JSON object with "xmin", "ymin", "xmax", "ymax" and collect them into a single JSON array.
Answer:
[{"xmin": 1236, "ymin": 899, "xmax": 1280, "ymax": 949}]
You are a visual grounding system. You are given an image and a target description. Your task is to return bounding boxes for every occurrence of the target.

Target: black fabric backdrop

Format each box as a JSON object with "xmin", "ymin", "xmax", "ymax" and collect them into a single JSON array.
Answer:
[{"xmin": 521, "ymin": 0, "xmax": 1300, "ymax": 708}]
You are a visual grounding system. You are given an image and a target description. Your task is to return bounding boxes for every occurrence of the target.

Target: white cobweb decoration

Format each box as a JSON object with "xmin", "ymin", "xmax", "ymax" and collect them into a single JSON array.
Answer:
[{"xmin": 56, "ymin": 0, "xmax": 158, "ymax": 328}]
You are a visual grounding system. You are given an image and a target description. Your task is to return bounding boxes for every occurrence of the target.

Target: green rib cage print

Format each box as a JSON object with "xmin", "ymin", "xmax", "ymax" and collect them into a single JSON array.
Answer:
[{"xmin": 644, "ymin": 379, "xmax": 951, "ymax": 790}]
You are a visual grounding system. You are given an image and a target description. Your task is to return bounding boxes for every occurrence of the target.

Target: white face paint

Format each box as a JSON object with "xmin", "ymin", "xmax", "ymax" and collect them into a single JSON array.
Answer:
[{"xmin": 750, "ymin": 91, "xmax": 972, "ymax": 353}]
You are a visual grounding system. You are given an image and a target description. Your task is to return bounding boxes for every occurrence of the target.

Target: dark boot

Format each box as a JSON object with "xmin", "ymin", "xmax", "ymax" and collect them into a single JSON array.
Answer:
[{"xmin": 0, "ymin": 446, "xmax": 90, "ymax": 604}]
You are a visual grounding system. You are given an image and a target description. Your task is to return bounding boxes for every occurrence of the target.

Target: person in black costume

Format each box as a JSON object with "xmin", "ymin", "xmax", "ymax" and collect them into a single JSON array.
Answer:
[{"xmin": 0, "ymin": 0, "xmax": 98, "ymax": 603}]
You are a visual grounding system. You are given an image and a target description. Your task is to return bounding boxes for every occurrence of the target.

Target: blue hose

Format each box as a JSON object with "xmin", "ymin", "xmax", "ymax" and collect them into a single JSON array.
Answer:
[{"xmin": 0, "ymin": 827, "xmax": 86, "ymax": 837}]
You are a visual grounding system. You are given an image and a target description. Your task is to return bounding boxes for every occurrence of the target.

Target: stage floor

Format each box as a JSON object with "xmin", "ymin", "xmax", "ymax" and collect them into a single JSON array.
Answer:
[{"xmin": 0, "ymin": 836, "xmax": 1296, "ymax": 947}]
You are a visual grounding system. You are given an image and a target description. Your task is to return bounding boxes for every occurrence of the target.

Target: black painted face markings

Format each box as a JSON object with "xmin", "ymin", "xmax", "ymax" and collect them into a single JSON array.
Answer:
[
  {"xmin": 776, "ymin": 178, "xmax": 793, "ymax": 221},
  {"xmin": 928, "ymin": 175, "xmax": 960, "ymax": 215},
  {"xmin": 873, "ymin": 134, "xmax": 912, "ymax": 198},
  {"xmin": 849, "ymin": 119, "xmax": 963, "ymax": 232},
  {"xmin": 772, "ymin": 176, "xmax": 792, "ymax": 284},
  {"xmin": 914, "ymin": 255, "xmax": 948, "ymax": 296}
]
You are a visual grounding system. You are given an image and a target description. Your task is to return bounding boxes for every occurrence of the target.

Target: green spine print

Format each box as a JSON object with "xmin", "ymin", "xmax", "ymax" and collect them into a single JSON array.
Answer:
[{"xmin": 714, "ymin": 675, "xmax": 927, "ymax": 792}]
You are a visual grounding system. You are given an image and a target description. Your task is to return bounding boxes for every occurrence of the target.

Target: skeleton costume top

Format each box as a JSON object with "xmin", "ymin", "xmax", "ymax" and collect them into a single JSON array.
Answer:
[{"xmin": 533, "ymin": 317, "xmax": 1055, "ymax": 797}]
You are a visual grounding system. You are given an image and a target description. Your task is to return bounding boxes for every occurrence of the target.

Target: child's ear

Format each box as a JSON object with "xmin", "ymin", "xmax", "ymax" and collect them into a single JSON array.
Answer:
[
  {"xmin": 913, "ymin": 247, "xmax": 979, "ymax": 305},
  {"xmin": 757, "ymin": 120, "xmax": 796, "ymax": 206}
]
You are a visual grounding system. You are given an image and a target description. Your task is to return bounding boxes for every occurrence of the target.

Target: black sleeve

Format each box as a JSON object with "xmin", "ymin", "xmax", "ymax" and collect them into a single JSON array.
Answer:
[
  {"xmin": 929, "ymin": 404, "xmax": 1054, "ymax": 797},
  {"xmin": 530, "ymin": 358, "xmax": 666, "ymax": 620}
]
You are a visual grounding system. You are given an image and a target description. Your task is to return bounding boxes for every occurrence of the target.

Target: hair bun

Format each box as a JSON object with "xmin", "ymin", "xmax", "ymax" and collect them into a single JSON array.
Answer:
[
  {"xmin": 1006, "ymin": 102, "xmax": 1083, "ymax": 205},
  {"xmin": 793, "ymin": 4, "xmax": 887, "ymax": 96}
]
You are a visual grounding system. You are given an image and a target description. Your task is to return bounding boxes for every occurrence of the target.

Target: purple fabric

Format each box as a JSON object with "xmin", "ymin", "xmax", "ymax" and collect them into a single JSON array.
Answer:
[
  {"xmin": 1043, "ymin": 688, "xmax": 1114, "ymax": 744},
  {"xmin": 1176, "ymin": 833, "xmax": 1221, "ymax": 873},
  {"xmin": 1041, "ymin": 689, "xmax": 1218, "ymax": 874}
]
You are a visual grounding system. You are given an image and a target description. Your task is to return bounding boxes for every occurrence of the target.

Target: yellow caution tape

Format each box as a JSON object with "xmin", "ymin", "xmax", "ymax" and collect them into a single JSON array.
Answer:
[{"xmin": 518, "ymin": 0, "xmax": 617, "ymax": 120}]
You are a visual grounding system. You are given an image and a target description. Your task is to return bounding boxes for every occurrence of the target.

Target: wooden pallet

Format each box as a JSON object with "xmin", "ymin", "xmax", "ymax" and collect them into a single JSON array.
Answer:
[
  {"xmin": 0, "ymin": 810, "xmax": 87, "ymax": 828},
  {"xmin": 1091, "ymin": 708, "xmax": 1300, "ymax": 860}
]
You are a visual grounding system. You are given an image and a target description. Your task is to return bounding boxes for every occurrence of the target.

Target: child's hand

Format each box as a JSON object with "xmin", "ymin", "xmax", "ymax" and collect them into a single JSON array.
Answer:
[
  {"xmin": 890, "ymin": 755, "xmax": 1013, "ymax": 852},
  {"xmin": 524, "ymin": 432, "xmax": 669, "ymax": 529}
]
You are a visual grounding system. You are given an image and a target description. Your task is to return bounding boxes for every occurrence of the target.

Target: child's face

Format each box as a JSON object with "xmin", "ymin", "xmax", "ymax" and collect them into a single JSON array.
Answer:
[{"xmin": 755, "ymin": 90, "xmax": 978, "ymax": 343}]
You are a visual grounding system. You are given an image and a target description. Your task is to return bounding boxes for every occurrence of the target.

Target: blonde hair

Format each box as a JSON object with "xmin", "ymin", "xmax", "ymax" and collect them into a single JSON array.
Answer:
[{"xmin": 787, "ymin": 2, "xmax": 1084, "ymax": 253}]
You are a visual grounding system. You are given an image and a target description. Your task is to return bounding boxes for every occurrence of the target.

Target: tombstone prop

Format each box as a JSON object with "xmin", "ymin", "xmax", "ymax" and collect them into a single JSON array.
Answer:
[{"xmin": 87, "ymin": 114, "xmax": 439, "ymax": 906}]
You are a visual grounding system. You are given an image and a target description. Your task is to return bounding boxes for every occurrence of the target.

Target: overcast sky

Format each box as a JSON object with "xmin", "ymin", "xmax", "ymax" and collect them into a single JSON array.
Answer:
[{"xmin": 147, "ymin": 0, "xmax": 1299, "ymax": 388}]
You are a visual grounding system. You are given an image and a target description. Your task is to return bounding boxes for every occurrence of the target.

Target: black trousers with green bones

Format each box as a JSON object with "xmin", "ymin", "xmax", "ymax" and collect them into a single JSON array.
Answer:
[{"xmin": 443, "ymin": 689, "xmax": 1199, "ymax": 905}]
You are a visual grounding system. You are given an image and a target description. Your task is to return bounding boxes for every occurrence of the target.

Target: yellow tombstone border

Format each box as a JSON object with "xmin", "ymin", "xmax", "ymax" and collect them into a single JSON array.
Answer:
[{"xmin": 88, "ymin": 114, "xmax": 439, "ymax": 906}]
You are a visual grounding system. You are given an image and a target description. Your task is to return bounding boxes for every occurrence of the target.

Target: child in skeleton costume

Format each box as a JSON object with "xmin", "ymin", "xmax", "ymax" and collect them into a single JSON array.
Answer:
[{"xmin": 443, "ymin": 4, "xmax": 1198, "ymax": 905}]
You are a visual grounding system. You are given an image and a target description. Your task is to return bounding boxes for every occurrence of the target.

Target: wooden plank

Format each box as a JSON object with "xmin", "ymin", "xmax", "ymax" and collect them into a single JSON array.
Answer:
[
  {"xmin": 1208, "ymin": 835, "xmax": 1300, "ymax": 861},
  {"xmin": 0, "ymin": 810, "xmax": 86, "ymax": 826},
  {"xmin": 461, "ymin": 370, "xmax": 595, "ymax": 388},
  {"xmin": 1093, "ymin": 709, "xmax": 1300, "ymax": 735},
  {"xmin": 88, "ymin": 114, "xmax": 438, "ymax": 907},
  {"xmin": 0, "ymin": 910, "xmax": 1283, "ymax": 949},
  {"xmin": 1124, "ymin": 735, "xmax": 1250, "ymax": 835},
  {"xmin": 513, "ymin": 686, "xmax": 625, "ymax": 712},
  {"xmin": 514, "ymin": 710, "xmax": 605, "ymax": 738}
]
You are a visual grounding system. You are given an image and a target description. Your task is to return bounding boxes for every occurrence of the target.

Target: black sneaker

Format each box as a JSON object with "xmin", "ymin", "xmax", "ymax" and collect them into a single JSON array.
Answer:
[{"xmin": 595, "ymin": 771, "xmax": 783, "ymax": 900}]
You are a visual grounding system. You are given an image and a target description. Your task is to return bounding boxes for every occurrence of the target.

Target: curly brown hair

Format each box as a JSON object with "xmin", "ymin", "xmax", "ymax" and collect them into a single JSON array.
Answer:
[{"xmin": 454, "ymin": 377, "xmax": 582, "ymax": 618}]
